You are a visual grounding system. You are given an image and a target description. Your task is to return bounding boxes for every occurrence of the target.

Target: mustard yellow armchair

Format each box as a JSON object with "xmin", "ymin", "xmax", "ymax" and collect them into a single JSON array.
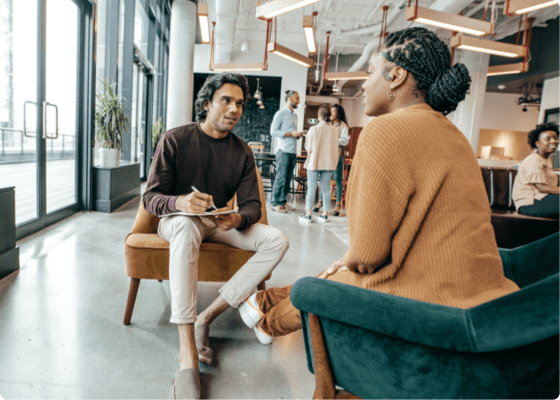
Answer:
[{"xmin": 123, "ymin": 167, "xmax": 269, "ymax": 325}]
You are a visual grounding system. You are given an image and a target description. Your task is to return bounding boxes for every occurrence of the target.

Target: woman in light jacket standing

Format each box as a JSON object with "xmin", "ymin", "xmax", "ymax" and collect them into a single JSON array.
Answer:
[
  {"xmin": 300, "ymin": 105, "xmax": 340, "ymax": 223},
  {"xmin": 314, "ymin": 105, "xmax": 350, "ymax": 216}
]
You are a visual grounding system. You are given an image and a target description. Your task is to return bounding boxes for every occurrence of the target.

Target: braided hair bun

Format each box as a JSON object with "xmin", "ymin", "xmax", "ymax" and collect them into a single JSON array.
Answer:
[
  {"xmin": 382, "ymin": 27, "xmax": 472, "ymax": 115},
  {"xmin": 426, "ymin": 63, "xmax": 471, "ymax": 115}
]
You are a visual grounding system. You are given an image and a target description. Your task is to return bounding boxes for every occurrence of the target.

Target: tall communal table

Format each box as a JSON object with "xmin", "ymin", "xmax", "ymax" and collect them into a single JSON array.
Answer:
[{"xmin": 254, "ymin": 152, "xmax": 308, "ymax": 196}]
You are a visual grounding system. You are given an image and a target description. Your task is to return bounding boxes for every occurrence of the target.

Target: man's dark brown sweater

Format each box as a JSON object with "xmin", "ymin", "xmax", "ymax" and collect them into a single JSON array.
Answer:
[{"xmin": 143, "ymin": 122, "xmax": 261, "ymax": 231}]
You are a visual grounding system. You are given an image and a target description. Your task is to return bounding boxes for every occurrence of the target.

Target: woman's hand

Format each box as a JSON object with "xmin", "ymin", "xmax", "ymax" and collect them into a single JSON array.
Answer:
[
  {"xmin": 318, "ymin": 260, "xmax": 348, "ymax": 279},
  {"xmin": 346, "ymin": 260, "xmax": 378, "ymax": 274},
  {"xmin": 534, "ymin": 183, "xmax": 560, "ymax": 195}
]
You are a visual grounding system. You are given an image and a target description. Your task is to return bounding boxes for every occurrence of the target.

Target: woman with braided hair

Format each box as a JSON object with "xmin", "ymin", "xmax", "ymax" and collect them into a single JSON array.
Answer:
[{"xmin": 236, "ymin": 27, "xmax": 519, "ymax": 342}]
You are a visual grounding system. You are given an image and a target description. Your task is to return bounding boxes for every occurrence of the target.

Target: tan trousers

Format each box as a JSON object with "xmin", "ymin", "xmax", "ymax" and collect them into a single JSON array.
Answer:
[
  {"xmin": 158, "ymin": 215, "xmax": 289, "ymax": 324},
  {"xmin": 256, "ymin": 285, "xmax": 301, "ymax": 337}
]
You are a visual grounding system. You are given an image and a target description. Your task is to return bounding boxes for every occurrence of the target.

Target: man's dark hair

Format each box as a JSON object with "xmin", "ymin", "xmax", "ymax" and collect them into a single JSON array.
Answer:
[
  {"xmin": 380, "ymin": 27, "xmax": 472, "ymax": 116},
  {"xmin": 194, "ymin": 73, "xmax": 251, "ymax": 122},
  {"xmin": 528, "ymin": 122, "xmax": 559, "ymax": 149},
  {"xmin": 285, "ymin": 90, "xmax": 298, "ymax": 102},
  {"xmin": 318, "ymin": 104, "xmax": 330, "ymax": 121},
  {"xmin": 330, "ymin": 104, "xmax": 348, "ymax": 125}
]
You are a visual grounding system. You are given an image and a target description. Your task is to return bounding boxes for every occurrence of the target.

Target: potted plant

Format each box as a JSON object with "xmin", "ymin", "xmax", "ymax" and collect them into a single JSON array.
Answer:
[
  {"xmin": 95, "ymin": 81, "xmax": 129, "ymax": 168},
  {"xmin": 151, "ymin": 117, "xmax": 165, "ymax": 155}
]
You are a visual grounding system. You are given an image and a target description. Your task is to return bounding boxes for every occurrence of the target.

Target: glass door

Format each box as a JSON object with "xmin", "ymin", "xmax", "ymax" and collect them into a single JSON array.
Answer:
[
  {"xmin": 0, "ymin": 0, "xmax": 90, "ymax": 238},
  {"xmin": 131, "ymin": 58, "xmax": 152, "ymax": 179},
  {"xmin": 45, "ymin": 0, "xmax": 79, "ymax": 214},
  {"xmin": 0, "ymin": 0, "xmax": 39, "ymax": 225}
]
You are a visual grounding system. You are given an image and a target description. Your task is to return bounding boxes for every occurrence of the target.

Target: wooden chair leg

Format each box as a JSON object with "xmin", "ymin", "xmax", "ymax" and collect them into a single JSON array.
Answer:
[
  {"xmin": 308, "ymin": 313, "xmax": 336, "ymax": 400},
  {"xmin": 124, "ymin": 278, "xmax": 141, "ymax": 325}
]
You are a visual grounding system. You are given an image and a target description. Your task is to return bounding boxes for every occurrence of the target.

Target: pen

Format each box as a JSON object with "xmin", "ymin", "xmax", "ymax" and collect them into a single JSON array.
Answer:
[{"xmin": 191, "ymin": 186, "xmax": 218, "ymax": 210}]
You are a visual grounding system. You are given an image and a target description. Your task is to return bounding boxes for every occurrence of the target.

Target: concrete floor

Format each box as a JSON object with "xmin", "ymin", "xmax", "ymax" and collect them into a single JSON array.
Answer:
[{"xmin": 0, "ymin": 193, "xmax": 349, "ymax": 399}]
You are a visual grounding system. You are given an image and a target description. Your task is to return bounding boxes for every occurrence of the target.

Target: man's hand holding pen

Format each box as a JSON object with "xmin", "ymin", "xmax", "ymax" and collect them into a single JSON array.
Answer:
[
  {"xmin": 175, "ymin": 187, "xmax": 241, "ymax": 231},
  {"xmin": 175, "ymin": 190, "xmax": 214, "ymax": 214}
]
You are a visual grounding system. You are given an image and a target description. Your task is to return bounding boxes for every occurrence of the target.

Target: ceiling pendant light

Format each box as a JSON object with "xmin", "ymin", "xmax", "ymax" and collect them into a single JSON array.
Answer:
[
  {"xmin": 197, "ymin": 3, "xmax": 210, "ymax": 44},
  {"xmin": 268, "ymin": 17, "xmax": 314, "ymax": 68},
  {"xmin": 486, "ymin": 15, "xmax": 534, "ymax": 77},
  {"xmin": 487, "ymin": 62, "xmax": 528, "ymax": 76},
  {"xmin": 259, "ymin": 104, "xmax": 265, "ymax": 110},
  {"xmin": 406, "ymin": 0, "xmax": 494, "ymax": 37},
  {"xmin": 451, "ymin": 34, "xmax": 526, "ymax": 58},
  {"xmin": 210, "ymin": 20, "xmax": 272, "ymax": 71},
  {"xmin": 254, "ymin": 78, "xmax": 262, "ymax": 99},
  {"xmin": 256, "ymin": 0, "xmax": 324, "ymax": 19},
  {"xmin": 303, "ymin": 12, "xmax": 318, "ymax": 54},
  {"xmin": 321, "ymin": 4, "xmax": 391, "ymax": 83},
  {"xmin": 241, "ymin": 40, "xmax": 251, "ymax": 53},
  {"xmin": 504, "ymin": 0, "xmax": 558, "ymax": 15}
]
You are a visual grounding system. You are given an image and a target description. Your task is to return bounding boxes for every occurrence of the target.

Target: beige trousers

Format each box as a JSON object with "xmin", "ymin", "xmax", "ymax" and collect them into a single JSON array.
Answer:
[{"xmin": 158, "ymin": 215, "xmax": 289, "ymax": 324}]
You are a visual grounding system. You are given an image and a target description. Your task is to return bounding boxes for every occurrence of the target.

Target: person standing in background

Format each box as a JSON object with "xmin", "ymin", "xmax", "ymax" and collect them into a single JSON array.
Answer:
[
  {"xmin": 313, "ymin": 104, "xmax": 350, "ymax": 216},
  {"xmin": 270, "ymin": 90, "xmax": 304, "ymax": 213},
  {"xmin": 300, "ymin": 105, "xmax": 339, "ymax": 223}
]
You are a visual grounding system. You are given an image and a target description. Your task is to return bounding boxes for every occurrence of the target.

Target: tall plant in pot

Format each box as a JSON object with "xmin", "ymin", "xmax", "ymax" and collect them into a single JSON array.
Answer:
[
  {"xmin": 151, "ymin": 117, "xmax": 165, "ymax": 159},
  {"xmin": 95, "ymin": 81, "xmax": 129, "ymax": 168}
]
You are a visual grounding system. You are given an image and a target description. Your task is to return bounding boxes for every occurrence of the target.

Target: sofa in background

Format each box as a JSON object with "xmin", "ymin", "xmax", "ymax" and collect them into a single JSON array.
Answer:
[{"xmin": 480, "ymin": 166, "xmax": 559, "ymax": 249}]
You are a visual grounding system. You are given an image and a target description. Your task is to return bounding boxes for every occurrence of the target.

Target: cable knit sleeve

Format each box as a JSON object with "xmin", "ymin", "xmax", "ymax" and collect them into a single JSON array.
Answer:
[{"xmin": 340, "ymin": 151, "xmax": 408, "ymax": 270}]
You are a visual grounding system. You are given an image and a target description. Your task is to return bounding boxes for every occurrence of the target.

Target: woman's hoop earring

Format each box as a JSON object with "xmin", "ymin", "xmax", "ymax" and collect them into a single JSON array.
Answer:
[{"xmin": 387, "ymin": 90, "xmax": 395, "ymax": 100}]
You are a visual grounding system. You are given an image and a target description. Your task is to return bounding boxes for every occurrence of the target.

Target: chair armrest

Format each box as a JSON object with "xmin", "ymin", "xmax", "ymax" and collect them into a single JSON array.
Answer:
[
  {"xmin": 292, "ymin": 274, "xmax": 559, "ymax": 353},
  {"xmin": 291, "ymin": 277, "xmax": 476, "ymax": 352}
]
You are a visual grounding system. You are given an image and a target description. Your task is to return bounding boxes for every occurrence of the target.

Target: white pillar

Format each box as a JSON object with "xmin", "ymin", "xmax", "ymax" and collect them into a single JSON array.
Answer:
[
  {"xmin": 166, "ymin": 0, "xmax": 196, "ymax": 130},
  {"xmin": 447, "ymin": 50, "xmax": 490, "ymax": 155}
]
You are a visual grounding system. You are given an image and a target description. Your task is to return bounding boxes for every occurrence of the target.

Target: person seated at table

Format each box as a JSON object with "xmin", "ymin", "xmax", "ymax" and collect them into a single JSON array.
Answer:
[
  {"xmin": 313, "ymin": 104, "xmax": 350, "ymax": 216},
  {"xmin": 299, "ymin": 104, "xmax": 339, "ymax": 223},
  {"xmin": 512, "ymin": 123, "xmax": 559, "ymax": 218},
  {"xmin": 236, "ymin": 27, "xmax": 519, "ymax": 344}
]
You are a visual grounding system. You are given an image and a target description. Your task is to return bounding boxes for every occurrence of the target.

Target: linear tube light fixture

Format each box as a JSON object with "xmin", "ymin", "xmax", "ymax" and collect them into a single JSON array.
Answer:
[
  {"xmin": 324, "ymin": 71, "xmax": 368, "ymax": 81},
  {"xmin": 197, "ymin": 3, "xmax": 210, "ymax": 44},
  {"xmin": 303, "ymin": 14, "xmax": 317, "ymax": 54},
  {"xmin": 256, "ymin": 0, "xmax": 324, "ymax": 19},
  {"xmin": 406, "ymin": 5, "xmax": 494, "ymax": 37},
  {"xmin": 487, "ymin": 62, "xmax": 528, "ymax": 76},
  {"xmin": 210, "ymin": 63, "xmax": 266, "ymax": 71},
  {"xmin": 451, "ymin": 34, "xmax": 526, "ymax": 58},
  {"xmin": 504, "ymin": 0, "xmax": 558, "ymax": 15},
  {"xmin": 268, "ymin": 42, "xmax": 314, "ymax": 68},
  {"xmin": 208, "ymin": 20, "xmax": 270, "ymax": 72}
]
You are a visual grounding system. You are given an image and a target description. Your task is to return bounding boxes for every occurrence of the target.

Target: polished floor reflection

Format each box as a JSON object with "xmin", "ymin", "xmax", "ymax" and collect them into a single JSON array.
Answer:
[{"xmin": 0, "ymin": 193, "xmax": 348, "ymax": 399}]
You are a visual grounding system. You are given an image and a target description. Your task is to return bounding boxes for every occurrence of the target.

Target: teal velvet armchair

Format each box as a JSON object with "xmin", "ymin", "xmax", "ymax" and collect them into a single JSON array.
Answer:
[{"xmin": 291, "ymin": 233, "xmax": 559, "ymax": 399}]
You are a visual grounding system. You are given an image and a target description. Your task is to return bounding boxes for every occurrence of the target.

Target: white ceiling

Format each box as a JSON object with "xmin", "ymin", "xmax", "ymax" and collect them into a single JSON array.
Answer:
[{"xmin": 207, "ymin": 0, "xmax": 559, "ymax": 56}]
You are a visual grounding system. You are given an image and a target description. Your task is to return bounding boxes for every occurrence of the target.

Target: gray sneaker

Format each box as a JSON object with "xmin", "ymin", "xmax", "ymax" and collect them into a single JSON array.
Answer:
[
  {"xmin": 299, "ymin": 214, "xmax": 313, "ymax": 223},
  {"xmin": 318, "ymin": 214, "xmax": 328, "ymax": 223}
]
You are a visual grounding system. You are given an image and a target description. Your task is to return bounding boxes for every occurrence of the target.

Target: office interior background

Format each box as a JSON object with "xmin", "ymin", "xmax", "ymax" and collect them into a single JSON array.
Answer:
[{"xmin": 0, "ymin": 0, "xmax": 559, "ymax": 398}]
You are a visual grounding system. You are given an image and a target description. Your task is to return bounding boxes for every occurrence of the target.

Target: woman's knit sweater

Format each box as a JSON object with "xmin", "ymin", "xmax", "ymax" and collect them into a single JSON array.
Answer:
[{"xmin": 330, "ymin": 104, "xmax": 519, "ymax": 309}]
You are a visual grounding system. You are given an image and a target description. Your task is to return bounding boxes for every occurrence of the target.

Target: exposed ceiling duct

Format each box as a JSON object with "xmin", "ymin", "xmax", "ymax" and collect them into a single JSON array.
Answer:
[{"xmin": 214, "ymin": 0, "xmax": 240, "ymax": 63}]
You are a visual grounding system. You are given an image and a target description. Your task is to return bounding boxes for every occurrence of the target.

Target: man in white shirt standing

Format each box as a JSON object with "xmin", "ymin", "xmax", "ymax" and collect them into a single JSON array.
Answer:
[{"xmin": 270, "ymin": 90, "xmax": 304, "ymax": 213}]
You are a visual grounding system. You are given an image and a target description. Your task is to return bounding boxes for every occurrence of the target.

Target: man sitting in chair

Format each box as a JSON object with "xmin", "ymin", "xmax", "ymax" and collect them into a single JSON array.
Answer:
[{"xmin": 144, "ymin": 72, "xmax": 289, "ymax": 399}]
